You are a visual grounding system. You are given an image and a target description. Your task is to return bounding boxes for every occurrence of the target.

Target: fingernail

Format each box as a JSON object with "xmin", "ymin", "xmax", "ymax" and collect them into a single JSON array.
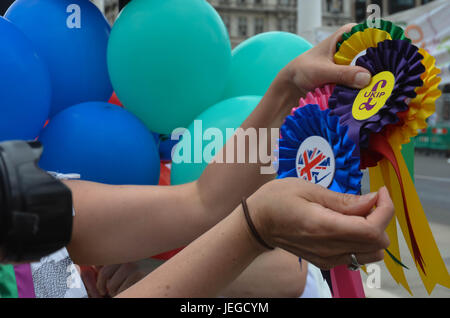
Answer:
[
  {"xmin": 354, "ymin": 72, "xmax": 371, "ymax": 88},
  {"xmin": 361, "ymin": 192, "xmax": 377, "ymax": 201}
]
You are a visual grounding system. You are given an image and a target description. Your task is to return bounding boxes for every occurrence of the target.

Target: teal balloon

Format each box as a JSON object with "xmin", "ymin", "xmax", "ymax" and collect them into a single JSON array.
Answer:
[
  {"xmin": 171, "ymin": 96, "xmax": 262, "ymax": 185},
  {"xmin": 222, "ymin": 32, "xmax": 313, "ymax": 99},
  {"xmin": 108, "ymin": 0, "xmax": 232, "ymax": 134}
]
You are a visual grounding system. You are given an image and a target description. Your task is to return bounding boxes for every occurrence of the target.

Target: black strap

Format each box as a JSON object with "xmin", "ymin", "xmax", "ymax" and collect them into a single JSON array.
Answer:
[{"xmin": 241, "ymin": 197, "xmax": 274, "ymax": 251}]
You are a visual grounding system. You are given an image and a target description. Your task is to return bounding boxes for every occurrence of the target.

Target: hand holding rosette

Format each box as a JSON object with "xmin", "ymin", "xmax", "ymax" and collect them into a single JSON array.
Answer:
[{"xmin": 279, "ymin": 20, "xmax": 450, "ymax": 296}]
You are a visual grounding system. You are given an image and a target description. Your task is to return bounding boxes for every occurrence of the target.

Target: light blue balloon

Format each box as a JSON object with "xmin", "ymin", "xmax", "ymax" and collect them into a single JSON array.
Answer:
[
  {"xmin": 0, "ymin": 17, "xmax": 51, "ymax": 141},
  {"xmin": 6, "ymin": 0, "xmax": 113, "ymax": 117},
  {"xmin": 171, "ymin": 96, "xmax": 262, "ymax": 185},
  {"xmin": 222, "ymin": 32, "xmax": 313, "ymax": 99},
  {"xmin": 108, "ymin": 0, "xmax": 232, "ymax": 135}
]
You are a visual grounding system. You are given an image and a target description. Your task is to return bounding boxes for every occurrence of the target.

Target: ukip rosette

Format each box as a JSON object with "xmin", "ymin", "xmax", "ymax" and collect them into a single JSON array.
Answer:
[
  {"xmin": 330, "ymin": 39, "xmax": 425, "ymax": 160},
  {"xmin": 329, "ymin": 20, "xmax": 450, "ymax": 295}
]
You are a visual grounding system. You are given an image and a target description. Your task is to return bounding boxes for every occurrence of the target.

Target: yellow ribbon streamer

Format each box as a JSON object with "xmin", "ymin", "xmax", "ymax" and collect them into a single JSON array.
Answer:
[
  {"xmin": 386, "ymin": 137, "xmax": 450, "ymax": 294},
  {"xmin": 335, "ymin": 24, "xmax": 449, "ymax": 294},
  {"xmin": 369, "ymin": 163, "xmax": 412, "ymax": 295}
]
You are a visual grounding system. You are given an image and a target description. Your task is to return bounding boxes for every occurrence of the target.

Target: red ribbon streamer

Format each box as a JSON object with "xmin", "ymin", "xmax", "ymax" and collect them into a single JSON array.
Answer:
[{"xmin": 368, "ymin": 134, "xmax": 425, "ymax": 273}]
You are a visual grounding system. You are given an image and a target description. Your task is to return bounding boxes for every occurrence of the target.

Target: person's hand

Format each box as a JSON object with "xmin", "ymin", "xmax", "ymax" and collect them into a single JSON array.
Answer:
[
  {"xmin": 95, "ymin": 260, "xmax": 159, "ymax": 297},
  {"xmin": 81, "ymin": 260, "xmax": 159, "ymax": 298},
  {"xmin": 273, "ymin": 23, "xmax": 372, "ymax": 106},
  {"xmin": 247, "ymin": 178, "xmax": 394, "ymax": 270}
]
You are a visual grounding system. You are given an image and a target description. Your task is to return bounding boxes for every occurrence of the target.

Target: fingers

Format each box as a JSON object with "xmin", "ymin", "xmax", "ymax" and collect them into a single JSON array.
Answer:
[
  {"xmin": 328, "ymin": 63, "xmax": 372, "ymax": 89},
  {"xmin": 299, "ymin": 180, "xmax": 378, "ymax": 217},
  {"xmin": 313, "ymin": 250, "xmax": 385, "ymax": 270},
  {"xmin": 366, "ymin": 186, "xmax": 395, "ymax": 230},
  {"xmin": 318, "ymin": 22, "xmax": 371, "ymax": 89},
  {"xmin": 117, "ymin": 274, "xmax": 143, "ymax": 295},
  {"xmin": 105, "ymin": 263, "xmax": 140, "ymax": 297},
  {"xmin": 321, "ymin": 23, "xmax": 357, "ymax": 57},
  {"xmin": 96, "ymin": 264, "xmax": 120, "ymax": 296},
  {"xmin": 331, "ymin": 23, "xmax": 357, "ymax": 50}
]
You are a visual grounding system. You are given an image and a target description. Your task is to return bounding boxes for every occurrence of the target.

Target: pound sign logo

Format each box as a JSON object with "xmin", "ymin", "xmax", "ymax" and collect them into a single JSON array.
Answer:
[
  {"xmin": 359, "ymin": 79, "xmax": 387, "ymax": 111},
  {"xmin": 352, "ymin": 71, "xmax": 395, "ymax": 121}
]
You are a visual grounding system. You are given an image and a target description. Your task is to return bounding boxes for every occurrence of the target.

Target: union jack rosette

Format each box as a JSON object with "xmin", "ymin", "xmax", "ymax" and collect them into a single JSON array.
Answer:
[{"xmin": 278, "ymin": 104, "xmax": 362, "ymax": 195}]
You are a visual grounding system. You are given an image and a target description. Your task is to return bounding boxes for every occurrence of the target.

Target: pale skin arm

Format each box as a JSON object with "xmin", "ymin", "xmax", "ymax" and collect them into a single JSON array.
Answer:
[
  {"xmin": 66, "ymin": 24, "xmax": 372, "ymax": 267},
  {"xmin": 219, "ymin": 251, "xmax": 308, "ymax": 298},
  {"xmin": 117, "ymin": 181, "xmax": 393, "ymax": 298},
  {"xmin": 88, "ymin": 249, "xmax": 307, "ymax": 298}
]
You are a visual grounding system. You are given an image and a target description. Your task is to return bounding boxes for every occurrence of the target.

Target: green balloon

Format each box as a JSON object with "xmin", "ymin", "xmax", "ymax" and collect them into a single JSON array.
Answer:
[
  {"xmin": 108, "ymin": 0, "xmax": 232, "ymax": 134},
  {"xmin": 222, "ymin": 32, "xmax": 313, "ymax": 99},
  {"xmin": 171, "ymin": 96, "xmax": 262, "ymax": 185}
]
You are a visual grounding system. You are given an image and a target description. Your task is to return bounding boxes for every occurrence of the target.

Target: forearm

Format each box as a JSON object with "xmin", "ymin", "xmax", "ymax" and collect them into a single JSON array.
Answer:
[
  {"xmin": 67, "ymin": 75, "xmax": 301, "ymax": 265},
  {"xmin": 197, "ymin": 74, "xmax": 302, "ymax": 218},
  {"xmin": 117, "ymin": 205, "xmax": 265, "ymax": 298},
  {"xmin": 67, "ymin": 180, "xmax": 215, "ymax": 265},
  {"xmin": 219, "ymin": 249, "xmax": 307, "ymax": 298}
]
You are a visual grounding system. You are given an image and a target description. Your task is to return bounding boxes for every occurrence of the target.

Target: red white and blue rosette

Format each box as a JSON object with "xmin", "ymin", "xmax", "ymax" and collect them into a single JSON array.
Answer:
[{"xmin": 278, "ymin": 104, "xmax": 362, "ymax": 195}]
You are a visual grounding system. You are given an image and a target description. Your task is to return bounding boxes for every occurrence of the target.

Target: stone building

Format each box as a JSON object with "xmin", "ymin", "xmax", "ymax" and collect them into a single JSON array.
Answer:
[
  {"xmin": 91, "ymin": 0, "xmax": 438, "ymax": 46},
  {"xmin": 207, "ymin": 0, "xmax": 298, "ymax": 47}
]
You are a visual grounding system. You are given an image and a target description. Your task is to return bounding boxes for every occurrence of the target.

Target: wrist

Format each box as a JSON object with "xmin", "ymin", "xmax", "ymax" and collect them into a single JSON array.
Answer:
[
  {"xmin": 263, "ymin": 67, "xmax": 306, "ymax": 119},
  {"xmin": 243, "ymin": 196, "xmax": 274, "ymax": 252},
  {"xmin": 236, "ymin": 202, "xmax": 271, "ymax": 255}
]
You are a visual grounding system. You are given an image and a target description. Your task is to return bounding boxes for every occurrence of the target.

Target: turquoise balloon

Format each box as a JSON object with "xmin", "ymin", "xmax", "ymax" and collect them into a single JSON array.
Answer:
[
  {"xmin": 108, "ymin": 0, "xmax": 232, "ymax": 134},
  {"xmin": 171, "ymin": 96, "xmax": 262, "ymax": 185},
  {"xmin": 222, "ymin": 32, "xmax": 313, "ymax": 99}
]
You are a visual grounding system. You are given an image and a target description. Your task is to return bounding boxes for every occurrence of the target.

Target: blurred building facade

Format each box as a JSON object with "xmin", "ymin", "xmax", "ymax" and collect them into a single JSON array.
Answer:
[
  {"xmin": 207, "ymin": 0, "xmax": 437, "ymax": 47},
  {"xmin": 90, "ymin": 0, "xmax": 438, "ymax": 46},
  {"xmin": 206, "ymin": 0, "xmax": 298, "ymax": 47}
]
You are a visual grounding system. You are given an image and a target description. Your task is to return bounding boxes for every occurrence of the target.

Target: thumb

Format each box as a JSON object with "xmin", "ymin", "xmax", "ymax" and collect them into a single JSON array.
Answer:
[
  {"xmin": 302, "ymin": 183, "xmax": 378, "ymax": 216},
  {"xmin": 330, "ymin": 64, "xmax": 372, "ymax": 89}
]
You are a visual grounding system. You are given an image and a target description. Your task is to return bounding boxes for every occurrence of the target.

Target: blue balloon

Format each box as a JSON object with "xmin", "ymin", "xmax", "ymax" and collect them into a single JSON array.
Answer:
[
  {"xmin": 222, "ymin": 32, "xmax": 313, "ymax": 99},
  {"xmin": 38, "ymin": 102, "xmax": 160, "ymax": 185},
  {"xmin": 6, "ymin": 0, "xmax": 113, "ymax": 117},
  {"xmin": 159, "ymin": 135, "xmax": 179, "ymax": 162},
  {"xmin": 0, "ymin": 17, "xmax": 50, "ymax": 141}
]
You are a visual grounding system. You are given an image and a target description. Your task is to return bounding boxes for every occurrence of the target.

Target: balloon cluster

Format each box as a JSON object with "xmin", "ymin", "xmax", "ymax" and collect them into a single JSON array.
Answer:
[
  {"xmin": 278, "ymin": 19, "xmax": 449, "ymax": 295},
  {"xmin": 0, "ymin": 0, "xmax": 312, "ymax": 185}
]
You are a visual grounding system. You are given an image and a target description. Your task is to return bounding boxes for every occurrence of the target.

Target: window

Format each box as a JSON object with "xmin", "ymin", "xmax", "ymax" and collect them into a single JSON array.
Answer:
[
  {"xmin": 277, "ymin": 18, "xmax": 284, "ymax": 31},
  {"xmin": 355, "ymin": 0, "xmax": 367, "ymax": 22},
  {"xmin": 238, "ymin": 16, "xmax": 248, "ymax": 37},
  {"xmin": 288, "ymin": 17, "xmax": 296, "ymax": 33},
  {"xmin": 389, "ymin": 0, "xmax": 415, "ymax": 14},
  {"xmin": 254, "ymin": 17, "xmax": 264, "ymax": 34},
  {"xmin": 222, "ymin": 15, "xmax": 231, "ymax": 33},
  {"xmin": 422, "ymin": 0, "xmax": 435, "ymax": 4},
  {"xmin": 278, "ymin": 0, "xmax": 290, "ymax": 6},
  {"xmin": 237, "ymin": 0, "xmax": 247, "ymax": 6},
  {"xmin": 327, "ymin": 0, "xmax": 343, "ymax": 13},
  {"xmin": 254, "ymin": 0, "xmax": 263, "ymax": 6}
]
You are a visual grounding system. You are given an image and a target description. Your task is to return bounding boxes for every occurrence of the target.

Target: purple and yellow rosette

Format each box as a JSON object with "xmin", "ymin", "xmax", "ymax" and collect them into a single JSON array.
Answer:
[
  {"xmin": 329, "ymin": 39, "xmax": 425, "ymax": 160},
  {"xmin": 331, "ymin": 22, "xmax": 450, "ymax": 295}
]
